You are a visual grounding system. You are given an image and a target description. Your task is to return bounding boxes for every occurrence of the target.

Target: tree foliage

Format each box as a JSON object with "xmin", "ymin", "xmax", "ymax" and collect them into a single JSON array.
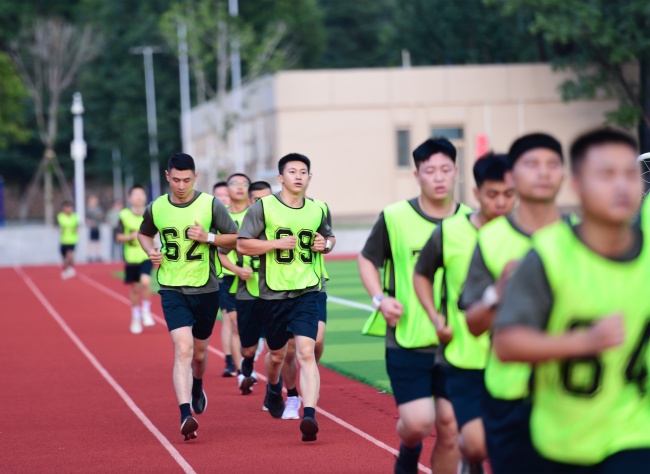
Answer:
[
  {"xmin": 0, "ymin": 52, "xmax": 29, "ymax": 149},
  {"xmin": 489, "ymin": 0, "xmax": 650, "ymax": 142}
]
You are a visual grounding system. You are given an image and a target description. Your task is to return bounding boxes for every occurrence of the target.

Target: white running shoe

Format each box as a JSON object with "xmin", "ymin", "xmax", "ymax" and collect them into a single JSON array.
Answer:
[
  {"xmin": 142, "ymin": 311, "xmax": 155, "ymax": 327},
  {"xmin": 130, "ymin": 317, "xmax": 143, "ymax": 334},
  {"xmin": 282, "ymin": 396, "xmax": 301, "ymax": 420}
]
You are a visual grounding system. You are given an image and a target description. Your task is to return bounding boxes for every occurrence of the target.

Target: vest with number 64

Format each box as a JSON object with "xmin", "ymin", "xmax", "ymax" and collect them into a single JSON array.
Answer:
[
  {"xmin": 530, "ymin": 220, "xmax": 650, "ymax": 465},
  {"xmin": 152, "ymin": 192, "xmax": 217, "ymax": 287},
  {"xmin": 261, "ymin": 195, "xmax": 323, "ymax": 292}
]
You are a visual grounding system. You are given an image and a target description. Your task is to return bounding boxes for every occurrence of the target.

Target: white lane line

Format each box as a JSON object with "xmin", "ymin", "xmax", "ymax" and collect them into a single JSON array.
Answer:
[
  {"xmin": 327, "ymin": 295, "xmax": 374, "ymax": 312},
  {"xmin": 16, "ymin": 267, "xmax": 196, "ymax": 474},
  {"xmin": 79, "ymin": 273, "xmax": 431, "ymax": 474}
]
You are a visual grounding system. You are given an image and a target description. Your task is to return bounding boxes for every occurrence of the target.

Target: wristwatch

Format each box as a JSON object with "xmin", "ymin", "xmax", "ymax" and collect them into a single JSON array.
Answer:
[
  {"xmin": 325, "ymin": 239, "xmax": 332, "ymax": 251},
  {"xmin": 371, "ymin": 294, "xmax": 386, "ymax": 310},
  {"xmin": 481, "ymin": 284, "xmax": 499, "ymax": 309},
  {"xmin": 207, "ymin": 232, "xmax": 215, "ymax": 244}
]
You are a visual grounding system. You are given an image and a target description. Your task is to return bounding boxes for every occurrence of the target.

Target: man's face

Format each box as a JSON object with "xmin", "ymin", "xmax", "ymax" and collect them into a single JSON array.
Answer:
[
  {"xmin": 574, "ymin": 143, "xmax": 641, "ymax": 225},
  {"xmin": 250, "ymin": 188, "xmax": 271, "ymax": 203},
  {"xmin": 63, "ymin": 204, "xmax": 73, "ymax": 215},
  {"xmin": 475, "ymin": 175, "xmax": 516, "ymax": 221},
  {"xmin": 415, "ymin": 153, "xmax": 458, "ymax": 201},
  {"xmin": 279, "ymin": 161, "xmax": 309, "ymax": 194},
  {"xmin": 213, "ymin": 186, "xmax": 230, "ymax": 206},
  {"xmin": 511, "ymin": 148, "xmax": 564, "ymax": 203},
  {"xmin": 129, "ymin": 188, "xmax": 147, "ymax": 207},
  {"xmin": 166, "ymin": 168, "xmax": 196, "ymax": 200},
  {"xmin": 228, "ymin": 176, "xmax": 250, "ymax": 202}
]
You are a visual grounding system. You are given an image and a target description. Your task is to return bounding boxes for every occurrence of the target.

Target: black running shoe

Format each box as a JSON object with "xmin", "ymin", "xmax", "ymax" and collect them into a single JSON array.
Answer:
[
  {"xmin": 191, "ymin": 389, "xmax": 208, "ymax": 415},
  {"xmin": 181, "ymin": 415, "xmax": 198, "ymax": 441},
  {"xmin": 300, "ymin": 416, "xmax": 319, "ymax": 442},
  {"xmin": 265, "ymin": 384, "xmax": 284, "ymax": 418},
  {"xmin": 222, "ymin": 362, "xmax": 237, "ymax": 377}
]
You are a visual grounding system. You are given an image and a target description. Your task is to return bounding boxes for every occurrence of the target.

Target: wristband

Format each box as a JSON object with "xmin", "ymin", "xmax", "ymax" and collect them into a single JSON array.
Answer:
[
  {"xmin": 207, "ymin": 232, "xmax": 215, "ymax": 244},
  {"xmin": 481, "ymin": 284, "xmax": 499, "ymax": 309},
  {"xmin": 371, "ymin": 294, "xmax": 386, "ymax": 310}
]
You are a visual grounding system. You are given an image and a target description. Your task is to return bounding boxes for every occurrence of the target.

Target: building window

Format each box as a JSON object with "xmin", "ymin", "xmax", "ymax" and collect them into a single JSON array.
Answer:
[
  {"xmin": 431, "ymin": 126, "xmax": 465, "ymax": 201},
  {"xmin": 396, "ymin": 129, "xmax": 411, "ymax": 168}
]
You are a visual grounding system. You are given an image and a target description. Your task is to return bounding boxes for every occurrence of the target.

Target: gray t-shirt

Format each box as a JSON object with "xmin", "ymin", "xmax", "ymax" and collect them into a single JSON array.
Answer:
[
  {"xmin": 458, "ymin": 216, "xmax": 531, "ymax": 311},
  {"xmin": 495, "ymin": 224, "xmax": 643, "ymax": 331},
  {"xmin": 139, "ymin": 191, "xmax": 238, "ymax": 295},
  {"xmin": 237, "ymin": 193, "xmax": 333, "ymax": 300},
  {"xmin": 361, "ymin": 198, "xmax": 464, "ymax": 353}
]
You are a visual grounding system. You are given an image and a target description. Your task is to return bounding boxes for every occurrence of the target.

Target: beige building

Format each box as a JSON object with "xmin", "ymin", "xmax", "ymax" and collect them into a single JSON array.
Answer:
[{"xmin": 189, "ymin": 63, "xmax": 617, "ymax": 222}]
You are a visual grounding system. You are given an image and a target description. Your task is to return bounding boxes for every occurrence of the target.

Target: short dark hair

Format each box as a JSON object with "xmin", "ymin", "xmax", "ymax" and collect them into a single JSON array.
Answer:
[
  {"xmin": 473, "ymin": 152, "xmax": 511, "ymax": 188},
  {"xmin": 213, "ymin": 181, "xmax": 227, "ymax": 192},
  {"xmin": 167, "ymin": 152, "xmax": 195, "ymax": 172},
  {"xmin": 227, "ymin": 173, "xmax": 251, "ymax": 184},
  {"xmin": 508, "ymin": 133, "xmax": 563, "ymax": 167},
  {"xmin": 128, "ymin": 184, "xmax": 146, "ymax": 196},
  {"xmin": 249, "ymin": 181, "xmax": 272, "ymax": 195},
  {"xmin": 569, "ymin": 128, "xmax": 638, "ymax": 174},
  {"xmin": 278, "ymin": 153, "xmax": 311, "ymax": 174},
  {"xmin": 62, "ymin": 200, "xmax": 73, "ymax": 207},
  {"xmin": 412, "ymin": 137, "xmax": 457, "ymax": 168}
]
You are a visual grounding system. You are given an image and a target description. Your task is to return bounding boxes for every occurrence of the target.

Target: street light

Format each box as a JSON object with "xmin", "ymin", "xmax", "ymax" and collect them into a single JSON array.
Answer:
[
  {"xmin": 70, "ymin": 92, "xmax": 87, "ymax": 225},
  {"xmin": 130, "ymin": 46, "xmax": 162, "ymax": 199}
]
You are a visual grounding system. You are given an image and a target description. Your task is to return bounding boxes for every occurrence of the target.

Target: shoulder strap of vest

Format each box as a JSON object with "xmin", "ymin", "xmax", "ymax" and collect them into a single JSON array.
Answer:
[{"xmin": 439, "ymin": 219, "xmax": 447, "ymax": 316}]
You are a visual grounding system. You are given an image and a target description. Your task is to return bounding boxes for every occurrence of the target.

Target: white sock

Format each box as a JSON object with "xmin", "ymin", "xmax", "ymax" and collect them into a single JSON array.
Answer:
[
  {"xmin": 142, "ymin": 300, "xmax": 151, "ymax": 313},
  {"xmin": 132, "ymin": 306, "xmax": 141, "ymax": 319}
]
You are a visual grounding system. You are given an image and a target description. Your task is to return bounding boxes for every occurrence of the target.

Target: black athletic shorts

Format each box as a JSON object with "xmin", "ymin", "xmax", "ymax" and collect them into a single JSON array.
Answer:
[
  {"xmin": 258, "ymin": 291, "xmax": 319, "ymax": 351},
  {"xmin": 385, "ymin": 347, "xmax": 448, "ymax": 405},
  {"xmin": 317, "ymin": 291, "xmax": 327, "ymax": 323},
  {"xmin": 124, "ymin": 260, "xmax": 152, "ymax": 284},
  {"xmin": 218, "ymin": 275, "xmax": 237, "ymax": 312},
  {"xmin": 537, "ymin": 448, "xmax": 650, "ymax": 474},
  {"xmin": 445, "ymin": 366, "xmax": 486, "ymax": 429},
  {"xmin": 159, "ymin": 289, "xmax": 219, "ymax": 340},
  {"xmin": 237, "ymin": 298, "xmax": 263, "ymax": 348},
  {"xmin": 60, "ymin": 244, "xmax": 75, "ymax": 257},
  {"xmin": 483, "ymin": 395, "xmax": 543, "ymax": 474},
  {"xmin": 89, "ymin": 227, "xmax": 100, "ymax": 241}
]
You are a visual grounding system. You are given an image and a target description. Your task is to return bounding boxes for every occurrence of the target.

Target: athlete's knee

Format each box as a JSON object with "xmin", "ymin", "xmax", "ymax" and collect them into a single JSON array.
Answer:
[
  {"xmin": 241, "ymin": 346, "xmax": 256, "ymax": 359},
  {"xmin": 174, "ymin": 340, "xmax": 193, "ymax": 361},
  {"xmin": 268, "ymin": 348, "xmax": 286, "ymax": 365},
  {"xmin": 459, "ymin": 421, "xmax": 486, "ymax": 462},
  {"xmin": 295, "ymin": 342, "xmax": 316, "ymax": 365},
  {"xmin": 399, "ymin": 416, "xmax": 434, "ymax": 440}
]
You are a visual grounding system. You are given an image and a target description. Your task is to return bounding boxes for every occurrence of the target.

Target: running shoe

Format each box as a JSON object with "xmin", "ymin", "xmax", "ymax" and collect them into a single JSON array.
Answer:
[
  {"xmin": 282, "ymin": 396, "xmax": 301, "ymax": 420},
  {"xmin": 191, "ymin": 389, "xmax": 208, "ymax": 415},
  {"xmin": 264, "ymin": 384, "xmax": 284, "ymax": 418},
  {"xmin": 300, "ymin": 416, "xmax": 319, "ymax": 442},
  {"xmin": 142, "ymin": 311, "xmax": 155, "ymax": 327},
  {"xmin": 181, "ymin": 415, "xmax": 198, "ymax": 441},
  {"xmin": 130, "ymin": 317, "xmax": 143, "ymax": 335},
  {"xmin": 238, "ymin": 373, "xmax": 255, "ymax": 395}
]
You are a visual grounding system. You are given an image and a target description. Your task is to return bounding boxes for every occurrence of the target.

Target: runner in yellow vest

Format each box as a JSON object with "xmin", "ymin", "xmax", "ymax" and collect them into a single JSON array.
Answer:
[
  {"xmin": 359, "ymin": 137, "xmax": 469, "ymax": 474},
  {"xmin": 281, "ymin": 194, "xmax": 333, "ymax": 420},
  {"xmin": 237, "ymin": 181, "xmax": 273, "ymax": 396},
  {"xmin": 217, "ymin": 173, "xmax": 252, "ymax": 379},
  {"xmin": 57, "ymin": 200, "xmax": 79, "ymax": 279},
  {"xmin": 238, "ymin": 153, "xmax": 335, "ymax": 442},
  {"xmin": 459, "ymin": 133, "xmax": 565, "ymax": 474},
  {"xmin": 494, "ymin": 128, "xmax": 650, "ymax": 471},
  {"xmin": 115, "ymin": 185, "xmax": 154, "ymax": 334},
  {"xmin": 138, "ymin": 153, "xmax": 238, "ymax": 441},
  {"xmin": 413, "ymin": 153, "xmax": 515, "ymax": 473}
]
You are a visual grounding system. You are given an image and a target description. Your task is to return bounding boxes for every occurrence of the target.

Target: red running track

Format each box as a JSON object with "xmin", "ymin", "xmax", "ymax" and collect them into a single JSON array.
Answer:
[{"xmin": 0, "ymin": 263, "xmax": 436, "ymax": 473}]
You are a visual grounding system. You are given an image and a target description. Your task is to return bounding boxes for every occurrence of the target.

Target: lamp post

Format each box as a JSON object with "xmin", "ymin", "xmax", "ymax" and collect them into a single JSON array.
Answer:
[
  {"xmin": 70, "ymin": 92, "xmax": 87, "ymax": 226},
  {"xmin": 130, "ymin": 46, "xmax": 162, "ymax": 199},
  {"xmin": 229, "ymin": 0, "xmax": 243, "ymax": 171}
]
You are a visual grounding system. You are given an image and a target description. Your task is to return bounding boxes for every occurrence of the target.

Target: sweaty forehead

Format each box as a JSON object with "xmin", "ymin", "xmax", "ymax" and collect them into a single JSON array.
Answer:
[
  {"xmin": 284, "ymin": 161, "xmax": 308, "ymax": 171},
  {"xmin": 169, "ymin": 169, "xmax": 194, "ymax": 179},
  {"xmin": 420, "ymin": 152, "xmax": 455, "ymax": 167}
]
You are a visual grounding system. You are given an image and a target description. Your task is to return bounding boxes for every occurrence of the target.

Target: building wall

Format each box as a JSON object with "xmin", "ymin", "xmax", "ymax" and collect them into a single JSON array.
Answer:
[{"xmin": 189, "ymin": 64, "xmax": 619, "ymax": 220}]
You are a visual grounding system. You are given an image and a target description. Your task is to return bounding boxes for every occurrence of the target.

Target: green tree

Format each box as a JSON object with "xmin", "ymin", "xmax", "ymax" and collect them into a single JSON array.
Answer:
[
  {"xmin": 0, "ymin": 52, "xmax": 29, "ymax": 149},
  {"xmin": 489, "ymin": 0, "xmax": 650, "ymax": 149},
  {"xmin": 315, "ymin": 0, "xmax": 398, "ymax": 68},
  {"xmin": 396, "ymin": 0, "xmax": 545, "ymax": 66}
]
